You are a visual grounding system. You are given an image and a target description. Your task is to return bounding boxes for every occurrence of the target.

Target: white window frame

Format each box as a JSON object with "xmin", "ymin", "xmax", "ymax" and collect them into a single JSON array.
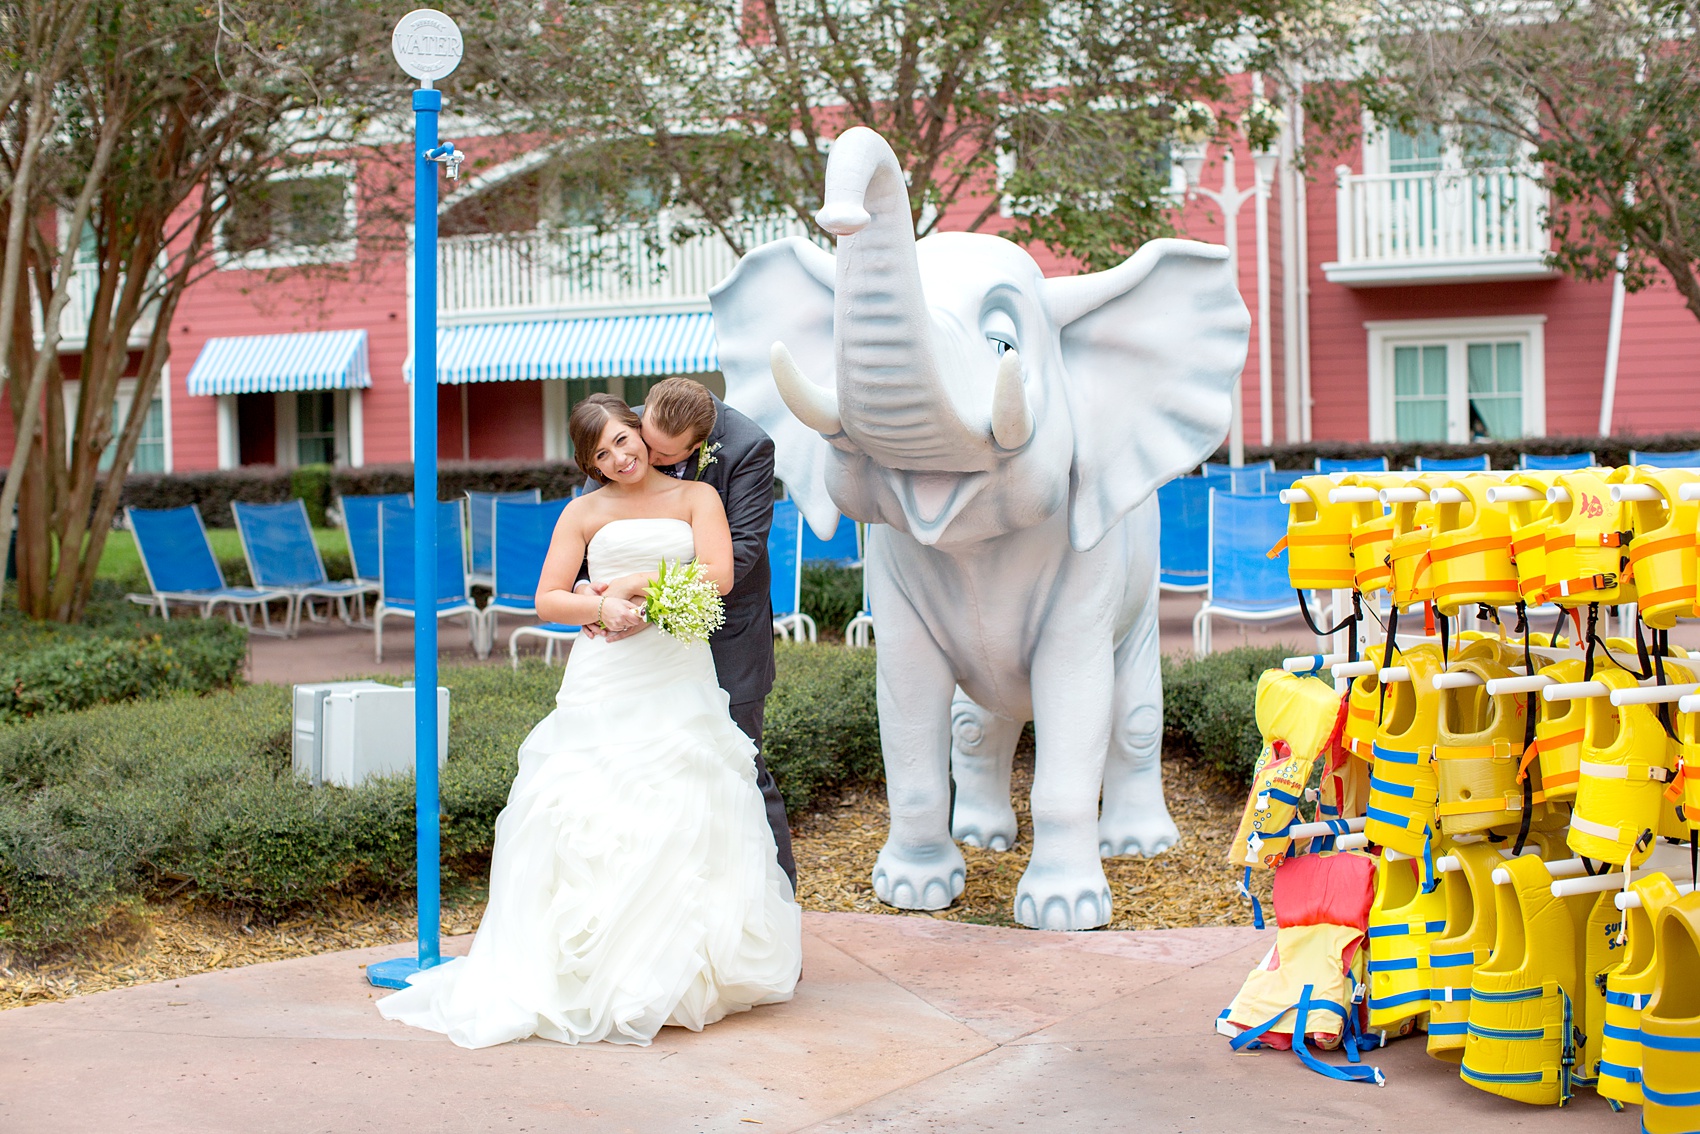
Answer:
[
  {"xmin": 274, "ymin": 389, "xmax": 352, "ymax": 469},
  {"xmin": 1366, "ymin": 315, "xmax": 1546, "ymax": 443},
  {"xmin": 216, "ymin": 160, "xmax": 358, "ymax": 271},
  {"xmin": 60, "ymin": 368, "xmax": 172, "ymax": 474}
]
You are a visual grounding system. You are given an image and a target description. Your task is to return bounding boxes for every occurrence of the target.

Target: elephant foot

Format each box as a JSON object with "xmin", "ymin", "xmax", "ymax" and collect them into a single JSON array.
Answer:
[
  {"xmin": 1014, "ymin": 859, "xmax": 1113, "ymax": 931},
  {"xmin": 951, "ymin": 800, "xmax": 1019, "ymax": 852},
  {"xmin": 1098, "ymin": 806, "xmax": 1181, "ymax": 858},
  {"xmin": 872, "ymin": 840, "xmax": 966, "ymax": 910},
  {"xmin": 1099, "ymin": 768, "xmax": 1181, "ymax": 858}
]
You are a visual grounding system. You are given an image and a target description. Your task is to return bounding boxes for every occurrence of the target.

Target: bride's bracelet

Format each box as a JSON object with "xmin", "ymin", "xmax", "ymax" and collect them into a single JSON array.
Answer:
[{"xmin": 597, "ymin": 596, "xmax": 607, "ymax": 630}]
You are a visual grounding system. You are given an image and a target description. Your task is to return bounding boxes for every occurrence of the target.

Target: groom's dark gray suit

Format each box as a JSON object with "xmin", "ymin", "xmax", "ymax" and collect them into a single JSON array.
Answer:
[{"xmin": 581, "ymin": 395, "xmax": 794, "ymax": 888}]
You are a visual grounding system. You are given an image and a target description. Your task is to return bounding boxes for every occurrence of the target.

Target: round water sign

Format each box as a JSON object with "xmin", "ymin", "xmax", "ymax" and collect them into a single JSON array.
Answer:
[{"xmin": 391, "ymin": 9, "xmax": 463, "ymax": 83}]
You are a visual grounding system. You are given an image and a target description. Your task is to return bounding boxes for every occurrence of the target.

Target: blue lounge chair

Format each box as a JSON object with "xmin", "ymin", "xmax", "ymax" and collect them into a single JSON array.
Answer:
[
  {"xmin": 770, "ymin": 499, "xmax": 815, "ymax": 642},
  {"xmin": 1192, "ymin": 490, "xmax": 1303, "ymax": 657},
  {"xmin": 374, "ymin": 499, "xmax": 487, "ymax": 662},
  {"xmin": 1203, "ymin": 466, "xmax": 1269, "ymax": 494},
  {"xmin": 125, "ymin": 504, "xmax": 291, "ymax": 634},
  {"xmin": 1519, "ymin": 452, "xmax": 1595, "ymax": 471},
  {"xmin": 1261, "ymin": 469, "xmax": 1310, "ymax": 493},
  {"xmin": 232, "ymin": 499, "xmax": 379, "ymax": 635},
  {"xmin": 1414, "ymin": 454, "xmax": 1492, "ymax": 472},
  {"xmin": 466, "ymin": 489, "xmax": 542, "ymax": 589},
  {"xmin": 1630, "ymin": 448, "xmax": 1700, "ymax": 469},
  {"xmin": 1316, "ymin": 456, "xmax": 1389, "ymax": 474},
  {"xmin": 338, "ymin": 493, "xmax": 411, "ymax": 584},
  {"xmin": 1157, "ymin": 476, "xmax": 1210, "ymax": 593},
  {"xmin": 484, "ymin": 497, "xmax": 579, "ymax": 666}
]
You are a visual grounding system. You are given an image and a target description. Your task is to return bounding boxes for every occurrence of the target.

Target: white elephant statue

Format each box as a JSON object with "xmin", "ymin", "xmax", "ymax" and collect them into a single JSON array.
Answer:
[{"xmin": 710, "ymin": 126, "xmax": 1249, "ymax": 930}]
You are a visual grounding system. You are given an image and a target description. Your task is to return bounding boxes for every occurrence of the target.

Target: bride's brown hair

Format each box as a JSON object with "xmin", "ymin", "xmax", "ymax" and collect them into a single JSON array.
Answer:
[{"xmin": 571, "ymin": 394, "xmax": 644, "ymax": 484}]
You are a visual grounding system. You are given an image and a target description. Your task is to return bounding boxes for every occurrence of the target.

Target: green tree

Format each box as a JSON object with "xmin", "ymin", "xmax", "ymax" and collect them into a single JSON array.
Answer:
[
  {"xmin": 1317, "ymin": 0, "xmax": 1700, "ymax": 322},
  {"xmin": 0, "ymin": 0, "xmax": 394, "ymax": 622},
  {"xmin": 460, "ymin": 0, "xmax": 1312, "ymax": 271}
]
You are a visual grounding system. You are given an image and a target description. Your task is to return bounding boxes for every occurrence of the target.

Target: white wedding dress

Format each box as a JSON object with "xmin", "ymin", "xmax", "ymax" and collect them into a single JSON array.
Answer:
[{"xmin": 377, "ymin": 517, "xmax": 802, "ymax": 1048}]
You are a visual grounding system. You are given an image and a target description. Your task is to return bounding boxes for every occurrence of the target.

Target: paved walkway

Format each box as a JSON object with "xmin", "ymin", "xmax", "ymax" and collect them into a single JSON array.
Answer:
[{"xmin": 1, "ymin": 913, "xmax": 1636, "ymax": 1133}]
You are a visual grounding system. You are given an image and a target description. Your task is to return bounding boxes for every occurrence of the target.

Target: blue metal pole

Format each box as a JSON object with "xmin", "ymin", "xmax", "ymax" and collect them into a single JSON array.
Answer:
[{"xmin": 412, "ymin": 86, "xmax": 442, "ymax": 974}]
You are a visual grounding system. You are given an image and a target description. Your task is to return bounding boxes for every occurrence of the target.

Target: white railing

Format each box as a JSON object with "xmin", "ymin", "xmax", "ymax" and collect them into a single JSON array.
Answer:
[
  {"xmin": 1333, "ymin": 166, "xmax": 1548, "ymax": 268},
  {"xmin": 438, "ymin": 214, "xmax": 822, "ymax": 320},
  {"xmin": 31, "ymin": 260, "xmax": 160, "ymax": 347}
]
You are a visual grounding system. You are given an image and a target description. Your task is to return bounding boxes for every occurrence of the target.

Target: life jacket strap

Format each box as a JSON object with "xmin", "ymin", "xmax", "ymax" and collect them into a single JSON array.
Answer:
[{"xmin": 1578, "ymin": 758, "xmax": 1673, "ymax": 782}]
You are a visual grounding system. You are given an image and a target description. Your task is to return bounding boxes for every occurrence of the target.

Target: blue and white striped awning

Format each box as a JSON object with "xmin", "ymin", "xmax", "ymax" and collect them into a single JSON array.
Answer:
[
  {"xmin": 185, "ymin": 329, "xmax": 371, "ymax": 396},
  {"xmin": 407, "ymin": 312, "xmax": 717, "ymax": 385}
]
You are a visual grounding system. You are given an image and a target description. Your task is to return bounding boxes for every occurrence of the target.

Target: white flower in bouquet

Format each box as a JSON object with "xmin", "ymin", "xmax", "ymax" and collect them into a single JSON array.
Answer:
[{"xmin": 641, "ymin": 558, "xmax": 726, "ymax": 644}]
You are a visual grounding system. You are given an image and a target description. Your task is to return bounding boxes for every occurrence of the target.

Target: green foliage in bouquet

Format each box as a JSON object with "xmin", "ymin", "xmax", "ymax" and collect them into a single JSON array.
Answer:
[{"xmin": 641, "ymin": 558, "xmax": 725, "ymax": 644}]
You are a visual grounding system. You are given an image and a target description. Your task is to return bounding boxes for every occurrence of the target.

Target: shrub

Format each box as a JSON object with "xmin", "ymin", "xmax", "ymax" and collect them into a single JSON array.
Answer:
[
  {"xmin": 332, "ymin": 459, "xmax": 587, "ymax": 503},
  {"xmin": 290, "ymin": 464, "xmax": 334, "ymax": 528},
  {"xmin": 763, "ymin": 643, "xmax": 881, "ymax": 813},
  {"xmin": 0, "ymin": 647, "xmax": 881, "ymax": 955},
  {"xmin": 800, "ymin": 565, "xmax": 863, "ymax": 639},
  {"xmin": 1161, "ymin": 646, "xmax": 1291, "ymax": 784},
  {"xmin": 0, "ymin": 588, "xmax": 247, "ymax": 724}
]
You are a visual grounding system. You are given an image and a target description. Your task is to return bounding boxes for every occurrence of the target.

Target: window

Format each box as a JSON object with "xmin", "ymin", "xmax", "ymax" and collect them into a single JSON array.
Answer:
[
  {"xmin": 220, "ymin": 163, "xmax": 357, "ymax": 269},
  {"xmin": 295, "ymin": 391, "xmax": 337, "ymax": 466},
  {"xmin": 1387, "ymin": 126, "xmax": 1443, "ymax": 174},
  {"xmin": 1367, "ymin": 317, "xmax": 1545, "ymax": 443},
  {"xmin": 69, "ymin": 374, "xmax": 169, "ymax": 473}
]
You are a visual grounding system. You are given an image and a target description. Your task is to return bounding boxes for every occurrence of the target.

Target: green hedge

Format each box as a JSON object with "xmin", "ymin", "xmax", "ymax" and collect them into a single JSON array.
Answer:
[
  {"xmin": 1212, "ymin": 431, "xmax": 1700, "ymax": 472},
  {"xmin": 0, "ymin": 644, "xmax": 882, "ymax": 955},
  {"xmin": 0, "ymin": 588, "xmax": 248, "ymax": 724},
  {"xmin": 800, "ymin": 565, "xmax": 863, "ymax": 640},
  {"xmin": 120, "ymin": 459, "xmax": 589, "ymax": 527},
  {"xmin": 1160, "ymin": 646, "xmax": 1290, "ymax": 784}
]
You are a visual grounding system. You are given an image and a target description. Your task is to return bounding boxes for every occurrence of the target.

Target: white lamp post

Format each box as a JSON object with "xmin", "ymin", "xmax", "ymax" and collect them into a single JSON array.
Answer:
[
  {"xmin": 1178, "ymin": 146, "xmax": 1257, "ymax": 466},
  {"xmin": 1177, "ymin": 141, "xmax": 1280, "ymax": 466}
]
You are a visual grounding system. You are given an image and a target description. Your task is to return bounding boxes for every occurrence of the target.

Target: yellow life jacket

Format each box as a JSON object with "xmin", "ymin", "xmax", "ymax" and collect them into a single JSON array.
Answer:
[
  {"xmin": 1597, "ymin": 872, "xmax": 1684, "ymax": 1106},
  {"xmin": 1434, "ymin": 656, "xmax": 1536, "ymax": 837},
  {"xmin": 1640, "ymin": 891, "xmax": 1700, "ymax": 1134},
  {"xmin": 1223, "ymin": 923, "xmax": 1365, "ymax": 1044},
  {"xmin": 1389, "ymin": 478, "xmax": 1441, "ymax": 611},
  {"xmin": 1461, "ymin": 854, "xmax": 1582, "ymax": 1106},
  {"xmin": 1542, "ymin": 468, "xmax": 1637, "ymax": 606},
  {"xmin": 1366, "ymin": 644, "xmax": 1443, "ymax": 874},
  {"xmin": 1366, "ymin": 852, "xmax": 1448, "ymax": 1038},
  {"xmin": 1342, "ymin": 645, "xmax": 1383, "ymax": 762},
  {"xmin": 1624, "ymin": 469, "xmax": 1700, "ymax": 629},
  {"xmin": 1278, "ymin": 476, "xmax": 1359, "ymax": 590},
  {"xmin": 1230, "ymin": 670, "xmax": 1345, "ymax": 870},
  {"xmin": 1529, "ymin": 658, "xmax": 1588, "ymax": 802},
  {"xmin": 1347, "ymin": 474, "xmax": 1401, "ymax": 596},
  {"xmin": 1571, "ymin": 664, "xmax": 1693, "ymax": 868},
  {"xmin": 1429, "ymin": 474, "xmax": 1520, "ymax": 614},
  {"xmin": 1506, "ymin": 471, "xmax": 1560, "ymax": 604},
  {"xmin": 1427, "ymin": 842, "xmax": 1504, "ymax": 1061}
]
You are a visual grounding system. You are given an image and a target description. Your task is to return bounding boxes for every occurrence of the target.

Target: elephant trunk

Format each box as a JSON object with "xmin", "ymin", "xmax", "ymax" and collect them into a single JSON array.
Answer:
[{"xmin": 815, "ymin": 127, "xmax": 996, "ymax": 472}]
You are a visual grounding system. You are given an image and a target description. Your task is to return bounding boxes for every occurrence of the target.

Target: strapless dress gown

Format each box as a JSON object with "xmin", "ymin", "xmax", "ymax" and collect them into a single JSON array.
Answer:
[{"xmin": 377, "ymin": 517, "xmax": 801, "ymax": 1047}]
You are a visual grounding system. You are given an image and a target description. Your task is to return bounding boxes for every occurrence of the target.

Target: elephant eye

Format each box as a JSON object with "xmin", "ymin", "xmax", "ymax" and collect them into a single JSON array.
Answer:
[{"xmin": 987, "ymin": 334, "xmax": 1015, "ymax": 356}]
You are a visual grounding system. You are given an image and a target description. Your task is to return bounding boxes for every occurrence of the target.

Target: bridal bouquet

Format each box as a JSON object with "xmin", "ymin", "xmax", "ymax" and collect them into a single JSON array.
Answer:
[{"xmin": 641, "ymin": 558, "xmax": 725, "ymax": 644}]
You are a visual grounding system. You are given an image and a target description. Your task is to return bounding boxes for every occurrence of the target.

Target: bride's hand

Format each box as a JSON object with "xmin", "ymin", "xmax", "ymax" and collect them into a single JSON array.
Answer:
[
  {"xmin": 604, "ymin": 573, "xmax": 653, "ymax": 605},
  {"xmin": 596, "ymin": 595, "xmax": 646, "ymax": 634}
]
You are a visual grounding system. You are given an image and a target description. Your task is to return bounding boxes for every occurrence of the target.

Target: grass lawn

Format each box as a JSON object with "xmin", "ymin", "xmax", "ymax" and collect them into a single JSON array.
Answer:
[{"xmin": 95, "ymin": 527, "xmax": 346, "ymax": 585}]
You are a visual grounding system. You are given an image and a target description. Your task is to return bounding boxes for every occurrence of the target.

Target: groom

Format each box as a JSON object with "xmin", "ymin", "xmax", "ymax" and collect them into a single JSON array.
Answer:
[{"xmin": 575, "ymin": 377, "xmax": 796, "ymax": 890}]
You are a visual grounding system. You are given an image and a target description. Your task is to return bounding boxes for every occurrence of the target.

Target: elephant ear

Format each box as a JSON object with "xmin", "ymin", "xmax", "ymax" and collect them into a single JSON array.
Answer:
[
  {"xmin": 710, "ymin": 236, "xmax": 843, "ymax": 540},
  {"xmin": 1043, "ymin": 238, "xmax": 1249, "ymax": 552}
]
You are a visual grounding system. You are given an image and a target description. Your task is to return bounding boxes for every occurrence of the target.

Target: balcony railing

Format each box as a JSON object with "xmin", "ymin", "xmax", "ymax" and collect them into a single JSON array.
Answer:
[
  {"xmin": 437, "ymin": 214, "xmax": 823, "ymax": 321},
  {"xmin": 1324, "ymin": 166, "xmax": 1555, "ymax": 286},
  {"xmin": 33, "ymin": 260, "xmax": 159, "ymax": 348}
]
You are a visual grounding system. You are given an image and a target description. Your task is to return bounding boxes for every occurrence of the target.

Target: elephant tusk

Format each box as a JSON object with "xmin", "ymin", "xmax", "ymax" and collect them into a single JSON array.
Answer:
[
  {"xmin": 989, "ymin": 349, "xmax": 1034, "ymax": 451},
  {"xmin": 770, "ymin": 341, "xmax": 843, "ymax": 436}
]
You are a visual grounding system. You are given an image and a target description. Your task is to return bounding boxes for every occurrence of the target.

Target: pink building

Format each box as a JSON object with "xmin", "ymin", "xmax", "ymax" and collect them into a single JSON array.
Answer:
[{"xmin": 6, "ymin": 117, "xmax": 1697, "ymax": 474}]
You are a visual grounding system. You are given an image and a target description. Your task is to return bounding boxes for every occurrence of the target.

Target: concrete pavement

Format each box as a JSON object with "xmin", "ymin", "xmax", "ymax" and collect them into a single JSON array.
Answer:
[{"xmin": 1, "ymin": 912, "xmax": 1637, "ymax": 1133}]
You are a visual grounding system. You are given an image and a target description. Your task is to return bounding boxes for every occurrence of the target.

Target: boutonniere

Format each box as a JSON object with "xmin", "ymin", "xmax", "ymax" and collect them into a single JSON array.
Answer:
[{"xmin": 695, "ymin": 442, "xmax": 722, "ymax": 479}]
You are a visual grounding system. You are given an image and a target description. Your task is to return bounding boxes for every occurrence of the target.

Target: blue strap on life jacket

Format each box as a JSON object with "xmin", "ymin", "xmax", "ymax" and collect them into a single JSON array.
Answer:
[
  {"xmin": 1598, "ymin": 1060, "xmax": 1642, "ymax": 1085},
  {"xmin": 1238, "ymin": 866, "xmax": 1265, "ymax": 930},
  {"xmin": 1606, "ymin": 990, "xmax": 1649, "ymax": 1010},
  {"xmin": 1639, "ymin": 1031, "xmax": 1700, "ymax": 1053},
  {"xmin": 1367, "ymin": 919, "xmax": 1447, "ymax": 938},
  {"xmin": 1289, "ymin": 984, "xmax": 1386, "ymax": 1086}
]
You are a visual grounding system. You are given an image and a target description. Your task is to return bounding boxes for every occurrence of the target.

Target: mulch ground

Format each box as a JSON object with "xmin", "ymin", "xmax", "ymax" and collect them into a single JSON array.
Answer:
[{"xmin": 0, "ymin": 752, "xmax": 1259, "ymax": 1011}]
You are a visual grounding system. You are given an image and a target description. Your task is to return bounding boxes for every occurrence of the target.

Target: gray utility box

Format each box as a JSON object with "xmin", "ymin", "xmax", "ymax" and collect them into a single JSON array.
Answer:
[{"xmin": 292, "ymin": 682, "xmax": 449, "ymax": 788}]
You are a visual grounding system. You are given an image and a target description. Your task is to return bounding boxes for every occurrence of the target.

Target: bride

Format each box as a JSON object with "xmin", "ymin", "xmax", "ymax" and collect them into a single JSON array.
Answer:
[{"xmin": 377, "ymin": 393, "xmax": 802, "ymax": 1048}]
